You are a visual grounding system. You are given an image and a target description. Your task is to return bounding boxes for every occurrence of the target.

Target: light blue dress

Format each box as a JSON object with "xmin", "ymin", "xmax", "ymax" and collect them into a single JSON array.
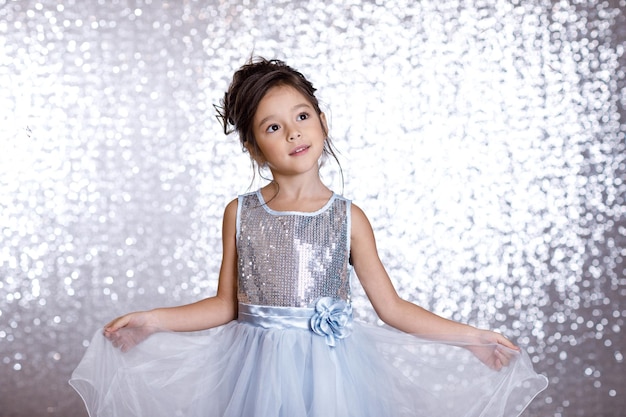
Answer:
[{"xmin": 70, "ymin": 190, "xmax": 547, "ymax": 417}]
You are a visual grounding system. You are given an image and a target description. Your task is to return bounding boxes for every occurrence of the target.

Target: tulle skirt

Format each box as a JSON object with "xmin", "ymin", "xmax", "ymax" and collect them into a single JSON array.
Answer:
[{"xmin": 70, "ymin": 313, "xmax": 547, "ymax": 417}]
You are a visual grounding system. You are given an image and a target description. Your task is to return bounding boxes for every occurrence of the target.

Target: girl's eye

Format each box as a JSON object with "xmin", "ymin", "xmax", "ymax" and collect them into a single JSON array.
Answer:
[
  {"xmin": 297, "ymin": 113, "xmax": 309, "ymax": 121},
  {"xmin": 266, "ymin": 124, "xmax": 280, "ymax": 133}
]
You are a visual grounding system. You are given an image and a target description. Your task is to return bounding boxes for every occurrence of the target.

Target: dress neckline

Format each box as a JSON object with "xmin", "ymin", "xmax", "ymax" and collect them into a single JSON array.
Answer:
[{"xmin": 256, "ymin": 189, "xmax": 336, "ymax": 216}]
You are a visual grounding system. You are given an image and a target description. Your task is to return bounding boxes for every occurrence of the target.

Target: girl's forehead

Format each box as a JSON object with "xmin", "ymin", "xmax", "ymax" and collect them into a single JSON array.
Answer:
[
  {"xmin": 260, "ymin": 84, "xmax": 309, "ymax": 105},
  {"xmin": 254, "ymin": 85, "xmax": 313, "ymax": 119}
]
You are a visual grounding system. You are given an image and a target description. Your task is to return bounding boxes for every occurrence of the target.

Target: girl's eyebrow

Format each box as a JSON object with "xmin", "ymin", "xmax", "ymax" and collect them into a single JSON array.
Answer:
[{"xmin": 257, "ymin": 103, "xmax": 312, "ymax": 128}]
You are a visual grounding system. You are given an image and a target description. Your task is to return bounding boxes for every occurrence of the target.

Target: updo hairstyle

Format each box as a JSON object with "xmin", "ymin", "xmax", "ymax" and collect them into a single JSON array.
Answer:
[{"xmin": 215, "ymin": 57, "xmax": 340, "ymax": 170}]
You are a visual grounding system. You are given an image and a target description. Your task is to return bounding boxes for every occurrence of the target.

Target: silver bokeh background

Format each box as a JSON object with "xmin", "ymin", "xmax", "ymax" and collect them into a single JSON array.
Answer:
[{"xmin": 1, "ymin": 1, "xmax": 625, "ymax": 416}]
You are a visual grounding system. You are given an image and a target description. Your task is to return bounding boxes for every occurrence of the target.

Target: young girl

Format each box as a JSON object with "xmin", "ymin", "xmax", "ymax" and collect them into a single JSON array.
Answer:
[{"xmin": 70, "ymin": 58, "xmax": 548, "ymax": 417}]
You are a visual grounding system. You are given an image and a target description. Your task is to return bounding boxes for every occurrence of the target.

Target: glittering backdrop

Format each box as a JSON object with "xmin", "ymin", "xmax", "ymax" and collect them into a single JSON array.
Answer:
[{"xmin": 0, "ymin": 0, "xmax": 624, "ymax": 416}]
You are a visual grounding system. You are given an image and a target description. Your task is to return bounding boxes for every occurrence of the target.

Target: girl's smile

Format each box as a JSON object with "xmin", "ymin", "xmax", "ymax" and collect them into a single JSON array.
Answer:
[{"xmin": 289, "ymin": 144, "xmax": 311, "ymax": 156}]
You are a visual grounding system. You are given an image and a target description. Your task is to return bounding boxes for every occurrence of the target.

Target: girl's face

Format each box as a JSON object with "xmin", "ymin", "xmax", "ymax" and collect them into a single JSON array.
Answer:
[{"xmin": 250, "ymin": 85, "xmax": 328, "ymax": 177}]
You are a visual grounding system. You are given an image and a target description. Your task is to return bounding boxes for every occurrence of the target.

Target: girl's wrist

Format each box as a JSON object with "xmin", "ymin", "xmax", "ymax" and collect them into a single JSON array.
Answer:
[{"xmin": 146, "ymin": 309, "xmax": 166, "ymax": 331}]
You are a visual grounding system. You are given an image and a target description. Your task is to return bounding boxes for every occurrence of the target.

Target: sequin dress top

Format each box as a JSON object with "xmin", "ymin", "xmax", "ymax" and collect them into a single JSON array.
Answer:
[
  {"xmin": 236, "ymin": 191, "xmax": 354, "ymax": 344},
  {"xmin": 237, "ymin": 191, "xmax": 350, "ymax": 308},
  {"xmin": 69, "ymin": 190, "xmax": 548, "ymax": 417}
]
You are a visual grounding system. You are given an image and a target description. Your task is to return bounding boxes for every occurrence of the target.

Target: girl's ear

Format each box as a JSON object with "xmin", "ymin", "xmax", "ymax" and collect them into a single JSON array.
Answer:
[
  {"xmin": 320, "ymin": 112, "xmax": 329, "ymax": 137},
  {"xmin": 245, "ymin": 141, "xmax": 266, "ymax": 165}
]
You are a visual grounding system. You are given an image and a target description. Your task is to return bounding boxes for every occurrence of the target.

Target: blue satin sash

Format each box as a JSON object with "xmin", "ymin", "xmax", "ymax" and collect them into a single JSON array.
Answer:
[
  {"xmin": 237, "ymin": 299, "xmax": 354, "ymax": 347},
  {"xmin": 238, "ymin": 303, "xmax": 314, "ymax": 330}
]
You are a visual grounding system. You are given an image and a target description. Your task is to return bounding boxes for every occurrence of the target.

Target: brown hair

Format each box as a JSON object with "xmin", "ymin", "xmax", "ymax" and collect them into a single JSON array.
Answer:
[{"xmin": 215, "ymin": 57, "xmax": 341, "ymax": 177}]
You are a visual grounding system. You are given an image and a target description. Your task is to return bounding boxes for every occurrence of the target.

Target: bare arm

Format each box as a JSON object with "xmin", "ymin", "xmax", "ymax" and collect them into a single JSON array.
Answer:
[
  {"xmin": 104, "ymin": 199, "xmax": 239, "ymax": 346},
  {"xmin": 350, "ymin": 204, "xmax": 518, "ymax": 368}
]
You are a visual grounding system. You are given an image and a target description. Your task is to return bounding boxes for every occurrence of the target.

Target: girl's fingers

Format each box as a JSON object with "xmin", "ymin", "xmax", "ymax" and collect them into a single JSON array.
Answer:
[
  {"xmin": 104, "ymin": 315, "xmax": 131, "ymax": 333},
  {"xmin": 494, "ymin": 348, "xmax": 508, "ymax": 367},
  {"xmin": 103, "ymin": 317, "xmax": 158, "ymax": 351},
  {"xmin": 498, "ymin": 336, "xmax": 520, "ymax": 351},
  {"xmin": 495, "ymin": 344, "xmax": 519, "ymax": 367},
  {"xmin": 103, "ymin": 320, "xmax": 118, "ymax": 332}
]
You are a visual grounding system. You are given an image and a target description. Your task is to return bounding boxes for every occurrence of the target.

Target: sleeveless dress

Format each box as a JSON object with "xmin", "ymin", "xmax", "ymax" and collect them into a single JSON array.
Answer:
[{"xmin": 70, "ymin": 190, "xmax": 548, "ymax": 417}]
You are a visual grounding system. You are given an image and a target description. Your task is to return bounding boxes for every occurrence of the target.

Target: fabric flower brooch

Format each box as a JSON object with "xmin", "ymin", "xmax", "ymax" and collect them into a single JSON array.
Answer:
[{"xmin": 310, "ymin": 297, "xmax": 353, "ymax": 347}]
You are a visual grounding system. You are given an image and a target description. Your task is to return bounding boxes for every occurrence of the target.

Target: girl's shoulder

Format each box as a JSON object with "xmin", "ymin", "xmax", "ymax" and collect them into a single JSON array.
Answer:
[
  {"xmin": 348, "ymin": 202, "xmax": 375, "ymax": 235},
  {"xmin": 223, "ymin": 197, "xmax": 239, "ymax": 219}
]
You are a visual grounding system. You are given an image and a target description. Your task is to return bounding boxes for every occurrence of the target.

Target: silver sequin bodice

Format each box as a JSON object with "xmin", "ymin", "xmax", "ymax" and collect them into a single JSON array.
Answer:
[{"xmin": 236, "ymin": 191, "xmax": 352, "ymax": 308}]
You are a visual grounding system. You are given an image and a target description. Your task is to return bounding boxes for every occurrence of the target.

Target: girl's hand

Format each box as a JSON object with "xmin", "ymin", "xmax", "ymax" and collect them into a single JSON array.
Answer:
[
  {"xmin": 465, "ymin": 329, "xmax": 520, "ymax": 371},
  {"xmin": 103, "ymin": 311, "xmax": 161, "ymax": 352}
]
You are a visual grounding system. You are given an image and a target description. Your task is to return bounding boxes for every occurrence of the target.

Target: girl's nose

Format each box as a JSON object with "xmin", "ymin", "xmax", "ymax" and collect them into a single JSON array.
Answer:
[{"xmin": 288, "ymin": 130, "xmax": 301, "ymax": 141}]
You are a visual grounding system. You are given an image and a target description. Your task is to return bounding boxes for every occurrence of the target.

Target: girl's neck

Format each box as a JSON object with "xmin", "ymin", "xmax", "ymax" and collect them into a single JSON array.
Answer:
[{"xmin": 260, "ymin": 179, "xmax": 332, "ymax": 212}]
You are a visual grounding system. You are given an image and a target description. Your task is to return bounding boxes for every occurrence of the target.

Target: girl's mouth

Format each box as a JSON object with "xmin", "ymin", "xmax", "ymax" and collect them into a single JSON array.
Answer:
[{"xmin": 289, "ymin": 145, "xmax": 310, "ymax": 155}]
